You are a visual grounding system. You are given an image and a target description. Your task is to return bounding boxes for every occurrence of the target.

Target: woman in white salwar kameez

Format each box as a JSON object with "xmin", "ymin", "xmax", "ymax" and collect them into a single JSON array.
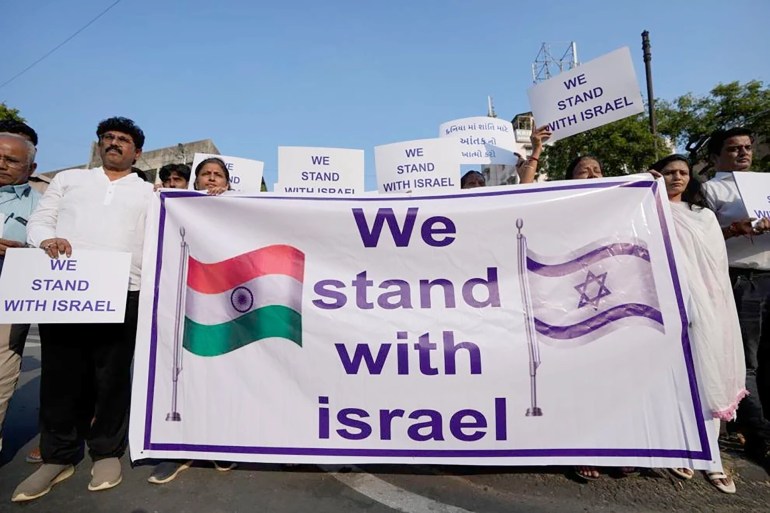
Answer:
[{"xmin": 651, "ymin": 154, "xmax": 747, "ymax": 494}]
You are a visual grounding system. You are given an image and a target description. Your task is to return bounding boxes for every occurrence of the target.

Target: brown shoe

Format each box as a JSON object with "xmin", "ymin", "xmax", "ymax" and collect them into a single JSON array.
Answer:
[
  {"xmin": 88, "ymin": 458, "xmax": 122, "ymax": 491},
  {"xmin": 12, "ymin": 464, "xmax": 74, "ymax": 502}
]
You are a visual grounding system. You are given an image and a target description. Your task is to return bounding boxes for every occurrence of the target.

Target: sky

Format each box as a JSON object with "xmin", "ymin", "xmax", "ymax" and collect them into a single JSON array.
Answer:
[{"xmin": 2, "ymin": 0, "xmax": 769, "ymax": 189}]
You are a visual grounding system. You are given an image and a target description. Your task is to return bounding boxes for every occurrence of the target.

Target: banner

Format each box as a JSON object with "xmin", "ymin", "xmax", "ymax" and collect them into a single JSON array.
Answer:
[
  {"xmin": 527, "ymin": 47, "xmax": 644, "ymax": 142},
  {"xmin": 130, "ymin": 178, "xmax": 718, "ymax": 470},
  {"xmin": 0, "ymin": 249, "xmax": 130, "ymax": 323},
  {"xmin": 277, "ymin": 146, "xmax": 364, "ymax": 196},
  {"xmin": 374, "ymin": 138, "xmax": 460, "ymax": 194},
  {"xmin": 189, "ymin": 153, "xmax": 264, "ymax": 193},
  {"xmin": 439, "ymin": 116, "xmax": 521, "ymax": 165}
]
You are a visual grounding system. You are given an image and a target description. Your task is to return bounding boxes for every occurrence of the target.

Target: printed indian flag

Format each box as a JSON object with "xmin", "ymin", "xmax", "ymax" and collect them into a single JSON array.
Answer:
[{"xmin": 183, "ymin": 244, "xmax": 305, "ymax": 356}]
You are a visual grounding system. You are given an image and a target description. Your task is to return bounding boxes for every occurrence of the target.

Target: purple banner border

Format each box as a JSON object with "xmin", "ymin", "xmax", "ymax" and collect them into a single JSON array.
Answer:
[{"xmin": 142, "ymin": 181, "xmax": 710, "ymax": 461}]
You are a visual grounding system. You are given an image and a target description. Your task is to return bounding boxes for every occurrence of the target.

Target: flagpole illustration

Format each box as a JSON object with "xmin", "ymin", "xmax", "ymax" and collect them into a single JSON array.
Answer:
[
  {"xmin": 167, "ymin": 227, "xmax": 189, "ymax": 422},
  {"xmin": 516, "ymin": 219, "xmax": 542, "ymax": 417}
]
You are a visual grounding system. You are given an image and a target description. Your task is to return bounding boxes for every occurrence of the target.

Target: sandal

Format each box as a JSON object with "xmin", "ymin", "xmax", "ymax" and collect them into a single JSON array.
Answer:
[
  {"xmin": 574, "ymin": 466, "xmax": 600, "ymax": 481},
  {"xmin": 669, "ymin": 467, "xmax": 694, "ymax": 480},
  {"xmin": 707, "ymin": 471, "xmax": 736, "ymax": 494}
]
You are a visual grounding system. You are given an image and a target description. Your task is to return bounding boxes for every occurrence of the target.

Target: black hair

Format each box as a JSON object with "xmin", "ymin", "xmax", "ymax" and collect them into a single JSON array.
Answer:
[
  {"xmin": 131, "ymin": 167, "xmax": 151, "ymax": 182},
  {"xmin": 460, "ymin": 170, "xmax": 485, "ymax": 188},
  {"xmin": 650, "ymin": 154, "xmax": 708, "ymax": 210},
  {"xmin": 194, "ymin": 157, "xmax": 230, "ymax": 190},
  {"xmin": 159, "ymin": 163, "xmax": 191, "ymax": 182},
  {"xmin": 707, "ymin": 127, "xmax": 754, "ymax": 157},
  {"xmin": 565, "ymin": 155, "xmax": 603, "ymax": 179},
  {"xmin": 96, "ymin": 116, "xmax": 145, "ymax": 149},
  {"xmin": 0, "ymin": 120, "xmax": 38, "ymax": 146}
]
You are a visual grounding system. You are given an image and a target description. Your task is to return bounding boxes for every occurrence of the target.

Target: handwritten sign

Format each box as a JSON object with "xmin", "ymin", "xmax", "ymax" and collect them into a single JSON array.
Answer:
[
  {"xmin": 527, "ymin": 47, "xmax": 644, "ymax": 142},
  {"xmin": 374, "ymin": 138, "xmax": 460, "ymax": 194},
  {"xmin": 439, "ymin": 116, "xmax": 521, "ymax": 165},
  {"xmin": 733, "ymin": 172, "xmax": 770, "ymax": 219},
  {"xmin": 189, "ymin": 153, "xmax": 264, "ymax": 193},
  {"xmin": 0, "ymin": 249, "xmax": 130, "ymax": 323},
  {"xmin": 277, "ymin": 146, "xmax": 364, "ymax": 196}
]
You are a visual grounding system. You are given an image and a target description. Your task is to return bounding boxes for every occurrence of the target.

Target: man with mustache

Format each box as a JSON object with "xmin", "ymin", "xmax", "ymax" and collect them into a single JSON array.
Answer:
[
  {"xmin": 0, "ymin": 132, "xmax": 40, "ymax": 454},
  {"xmin": 702, "ymin": 127, "xmax": 770, "ymax": 474},
  {"xmin": 13, "ymin": 117, "xmax": 154, "ymax": 502}
]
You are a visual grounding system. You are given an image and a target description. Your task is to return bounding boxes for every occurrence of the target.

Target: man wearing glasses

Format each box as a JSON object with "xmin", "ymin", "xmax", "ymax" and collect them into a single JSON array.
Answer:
[
  {"xmin": 702, "ymin": 127, "xmax": 770, "ymax": 473},
  {"xmin": 0, "ymin": 131, "xmax": 40, "ymax": 455},
  {"xmin": 13, "ymin": 117, "xmax": 154, "ymax": 502}
]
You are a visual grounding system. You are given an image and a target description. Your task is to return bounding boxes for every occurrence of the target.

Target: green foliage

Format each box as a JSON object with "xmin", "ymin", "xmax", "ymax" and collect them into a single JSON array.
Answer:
[
  {"xmin": 541, "ymin": 113, "xmax": 667, "ymax": 180},
  {"xmin": 0, "ymin": 102, "xmax": 24, "ymax": 122},
  {"xmin": 656, "ymin": 80, "xmax": 770, "ymax": 171}
]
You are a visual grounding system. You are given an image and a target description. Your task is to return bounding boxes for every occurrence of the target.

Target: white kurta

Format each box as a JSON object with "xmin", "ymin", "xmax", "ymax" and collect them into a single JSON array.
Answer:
[{"xmin": 671, "ymin": 202, "xmax": 747, "ymax": 420}]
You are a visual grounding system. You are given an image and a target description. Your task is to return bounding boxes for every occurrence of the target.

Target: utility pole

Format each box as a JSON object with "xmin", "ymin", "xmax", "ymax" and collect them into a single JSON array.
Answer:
[{"xmin": 641, "ymin": 31, "xmax": 658, "ymax": 157}]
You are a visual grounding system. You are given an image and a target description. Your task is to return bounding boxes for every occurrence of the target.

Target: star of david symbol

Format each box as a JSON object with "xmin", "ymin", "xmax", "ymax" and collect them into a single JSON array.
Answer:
[{"xmin": 574, "ymin": 270, "xmax": 611, "ymax": 310}]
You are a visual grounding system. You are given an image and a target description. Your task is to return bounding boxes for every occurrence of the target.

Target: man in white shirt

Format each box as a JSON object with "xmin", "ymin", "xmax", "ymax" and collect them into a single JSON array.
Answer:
[
  {"xmin": 702, "ymin": 127, "xmax": 770, "ymax": 472},
  {"xmin": 13, "ymin": 117, "xmax": 154, "ymax": 502}
]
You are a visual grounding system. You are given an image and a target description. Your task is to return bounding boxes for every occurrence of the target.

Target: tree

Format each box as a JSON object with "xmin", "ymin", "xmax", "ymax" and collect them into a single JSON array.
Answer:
[
  {"xmin": 540, "ymin": 113, "xmax": 668, "ymax": 180},
  {"xmin": 0, "ymin": 102, "xmax": 24, "ymax": 122},
  {"xmin": 656, "ymin": 80, "xmax": 770, "ymax": 171}
]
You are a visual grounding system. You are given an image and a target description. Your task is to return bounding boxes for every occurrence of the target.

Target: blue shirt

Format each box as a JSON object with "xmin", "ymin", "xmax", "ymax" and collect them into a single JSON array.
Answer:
[{"xmin": 0, "ymin": 183, "xmax": 41, "ymax": 271}]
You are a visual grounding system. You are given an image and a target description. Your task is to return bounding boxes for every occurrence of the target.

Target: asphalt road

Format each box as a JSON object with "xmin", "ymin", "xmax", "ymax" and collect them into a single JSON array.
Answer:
[{"xmin": 2, "ymin": 326, "xmax": 770, "ymax": 513}]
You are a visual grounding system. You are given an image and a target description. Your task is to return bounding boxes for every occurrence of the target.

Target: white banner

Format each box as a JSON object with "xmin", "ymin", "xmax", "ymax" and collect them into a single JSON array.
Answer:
[
  {"xmin": 733, "ymin": 171, "xmax": 770, "ymax": 219},
  {"xmin": 189, "ymin": 153, "xmax": 264, "ymax": 193},
  {"xmin": 439, "ymin": 116, "xmax": 521, "ymax": 165},
  {"xmin": 0, "ymin": 248, "xmax": 130, "ymax": 323},
  {"xmin": 374, "ymin": 138, "xmax": 460, "ymax": 194},
  {"xmin": 277, "ymin": 147, "xmax": 364, "ymax": 196},
  {"xmin": 130, "ymin": 179, "xmax": 717, "ymax": 469},
  {"xmin": 527, "ymin": 47, "xmax": 644, "ymax": 142}
]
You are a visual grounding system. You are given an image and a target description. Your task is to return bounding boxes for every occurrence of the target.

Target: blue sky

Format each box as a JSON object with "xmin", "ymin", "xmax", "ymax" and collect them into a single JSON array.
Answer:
[{"xmin": 2, "ymin": 0, "xmax": 769, "ymax": 189}]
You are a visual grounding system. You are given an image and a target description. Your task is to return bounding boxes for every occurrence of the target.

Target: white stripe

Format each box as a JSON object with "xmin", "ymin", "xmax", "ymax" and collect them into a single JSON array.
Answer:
[
  {"xmin": 185, "ymin": 274, "xmax": 302, "ymax": 325},
  {"xmin": 26, "ymin": 342, "xmax": 41, "ymax": 348},
  {"xmin": 323, "ymin": 466, "xmax": 476, "ymax": 513}
]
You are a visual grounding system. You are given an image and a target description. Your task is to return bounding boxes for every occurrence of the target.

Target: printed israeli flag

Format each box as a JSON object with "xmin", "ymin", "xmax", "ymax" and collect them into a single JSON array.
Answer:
[{"xmin": 526, "ymin": 238, "xmax": 664, "ymax": 346}]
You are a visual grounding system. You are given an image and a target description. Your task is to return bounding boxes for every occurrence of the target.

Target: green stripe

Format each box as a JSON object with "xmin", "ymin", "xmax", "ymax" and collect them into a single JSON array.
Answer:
[{"xmin": 183, "ymin": 305, "xmax": 302, "ymax": 357}]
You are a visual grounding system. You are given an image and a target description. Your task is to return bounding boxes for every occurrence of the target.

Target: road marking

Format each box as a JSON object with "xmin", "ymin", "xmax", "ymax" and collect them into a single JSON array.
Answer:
[
  {"xmin": 323, "ymin": 466, "xmax": 476, "ymax": 513},
  {"xmin": 26, "ymin": 342, "xmax": 41, "ymax": 348}
]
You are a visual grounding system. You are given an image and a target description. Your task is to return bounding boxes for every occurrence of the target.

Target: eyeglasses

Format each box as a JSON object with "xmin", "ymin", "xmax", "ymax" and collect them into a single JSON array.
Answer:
[
  {"xmin": 0, "ymin": 155, "xmax": 27, "ymax": 169},
  {"xmin": 100, "ymin": 133, "xmax": 134, "ymax": 145}
]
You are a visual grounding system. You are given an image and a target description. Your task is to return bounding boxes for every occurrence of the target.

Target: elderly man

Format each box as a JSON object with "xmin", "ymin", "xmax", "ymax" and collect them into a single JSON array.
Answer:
[
  {"xmin": 0, "ymin": 133, "xmax": 40, "ymax": 453},
  {"xmin": 702, "ymin": 127, "xmax": 770, "ymax": 472},
  {"xmin": 13, "ymin": 117, "xmax": 154, "ymax": 502}
]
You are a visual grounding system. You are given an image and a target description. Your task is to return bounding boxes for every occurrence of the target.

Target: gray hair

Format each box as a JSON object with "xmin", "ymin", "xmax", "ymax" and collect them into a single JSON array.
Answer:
[{"xmin": 0, "ymin": 132, "xmax": 37, "ymax": 164}]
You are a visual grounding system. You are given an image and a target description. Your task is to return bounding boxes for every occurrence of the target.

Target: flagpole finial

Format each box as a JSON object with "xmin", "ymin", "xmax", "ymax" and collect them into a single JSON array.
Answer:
[
  {"xmin": 180, "ymin": 227, "xmax": 185, "ymax": 240},
  {"xmin": 516, "ymin": 218, "xmax": 524, "ymax": 233}
]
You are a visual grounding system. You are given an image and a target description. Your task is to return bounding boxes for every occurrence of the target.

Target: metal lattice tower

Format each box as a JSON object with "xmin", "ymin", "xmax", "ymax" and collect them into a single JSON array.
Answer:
[{"xmin": 531, "ymin": 42, "xmax": 579, "ymax": 83}]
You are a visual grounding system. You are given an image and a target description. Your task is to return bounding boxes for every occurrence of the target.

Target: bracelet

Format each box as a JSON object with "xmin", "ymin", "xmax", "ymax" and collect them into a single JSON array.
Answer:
[{"xmin": 528, "ymin": 156, "xmax": 539, "ymax": 162}]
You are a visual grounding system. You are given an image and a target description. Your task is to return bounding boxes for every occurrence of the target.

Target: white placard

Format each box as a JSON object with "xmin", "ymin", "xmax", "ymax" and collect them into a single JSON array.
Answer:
[
  {"xmin": 277, "ymin": 147, "xmax": 364, "ymax": 196},
  {"xmin": 374, "ymin": 138, "xmax": 460, "ymax": 194},
  {"xmin": 439, "ymin": 116, "xmax": 521, "ymax": 165},
  {"xmin": 189, "ymin": 153, "xmax": 264, "ymax": 193},
  {"xmin": 733, "ymin": 171, "xmax": 770, "ymax": 218},
  {"xmin": 0, "ymin": 248, "xmax": 131, "ymax": 323},
  {"xmin": 0, "ymin": 213, "xmax": 5, "ymax": 238},
  {"xmin": 527, "ymin": 47, "xmax": 644, "ymax": 142}
]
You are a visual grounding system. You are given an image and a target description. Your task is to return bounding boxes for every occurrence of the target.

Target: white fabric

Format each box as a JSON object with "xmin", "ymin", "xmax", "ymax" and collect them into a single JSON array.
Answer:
[
  {"xmin": 702, "ymin": 172, "xmax": 770, "ymax": 270},
  {"xmin": 26, "ymin": 167, "xmax": 154, "ymax": 291},
  {"xmin": 670, "ymin": 202, "xmax": 746, "ymax": 419}
]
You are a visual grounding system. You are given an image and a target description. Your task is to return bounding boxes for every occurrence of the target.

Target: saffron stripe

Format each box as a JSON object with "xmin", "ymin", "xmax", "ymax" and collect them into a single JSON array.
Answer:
[
  {"xmin": 187, "ymin": 245, "xmax": 305, "ymax": 294},
  {"xmin": 527, "ymin": 243, "xmax": 650, "ymax": 277},
  {"xmin": 534, "ymin": 303, "xmax": 663, "ymax": 340},
  {"xmin": 183, "ymin": 305, "xmax": 302, "ymax": 356}
]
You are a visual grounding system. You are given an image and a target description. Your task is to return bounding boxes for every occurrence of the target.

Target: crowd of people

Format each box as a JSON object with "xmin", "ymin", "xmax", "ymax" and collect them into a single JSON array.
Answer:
[{"xmin": 0, "ymin": 116, "xmax": 768, "ymax": 501}]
